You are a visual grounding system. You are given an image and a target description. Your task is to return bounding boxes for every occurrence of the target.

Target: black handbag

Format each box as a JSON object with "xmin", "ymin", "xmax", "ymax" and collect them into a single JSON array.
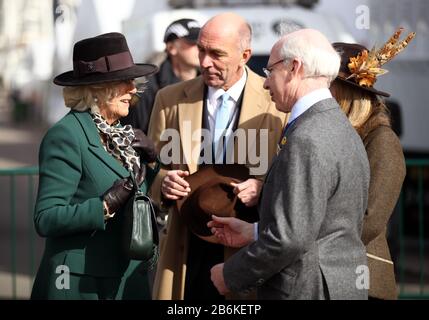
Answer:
[{"xmin": 122, "ymin": 171, "xmax": 159, "ymax": 269}]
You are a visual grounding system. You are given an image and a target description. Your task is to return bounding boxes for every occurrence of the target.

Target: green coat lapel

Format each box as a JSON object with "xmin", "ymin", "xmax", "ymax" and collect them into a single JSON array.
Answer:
[{"xmin": 72, "ymin": 111, "xmax": 129, "ymax": 178}]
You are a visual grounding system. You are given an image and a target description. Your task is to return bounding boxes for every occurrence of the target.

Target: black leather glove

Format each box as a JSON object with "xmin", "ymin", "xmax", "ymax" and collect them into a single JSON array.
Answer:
[
  {"xmin": 103, "ymin": 164, "xmax": 146, "ymax": 214},
  {"xmin": 131, "ymin": 129, "xmax": 157, "ymax": 163}
]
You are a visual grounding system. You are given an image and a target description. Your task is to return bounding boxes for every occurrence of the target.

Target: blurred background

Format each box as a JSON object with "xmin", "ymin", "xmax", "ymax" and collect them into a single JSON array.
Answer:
[{"xmin": 0, "ymin": 0, "xmax": 428, "ymax": 299}]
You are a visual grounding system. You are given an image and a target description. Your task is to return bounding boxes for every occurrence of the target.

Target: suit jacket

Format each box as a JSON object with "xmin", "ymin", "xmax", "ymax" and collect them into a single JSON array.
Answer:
[
  {"xmin": 31, "ymin": 110, "xmax": 158, "ymax": 299},
  {"xmin": 224, "ymin": 98, "xmax": 370, "ymax": 300},
  {"xmin": 148, "ymin": 67, "xmax": 286, "ymax": 299},
  {"xmin": 362, "ymin": 126, "xmax": 405, "ymax": 299}
]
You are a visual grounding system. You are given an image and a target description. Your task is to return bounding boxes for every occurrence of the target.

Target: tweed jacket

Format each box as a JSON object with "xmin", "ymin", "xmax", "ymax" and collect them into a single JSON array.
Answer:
[
  {"xmin": 362, "ymin": 125, "xmax": 405, "ymax": 299},
  {"xmin": 224, "ymin": 98, "xmax": 370, "ymax": 300},
  {"xmin": 147, "ymin": 67, "xmax": 286, "ymax": 299}
]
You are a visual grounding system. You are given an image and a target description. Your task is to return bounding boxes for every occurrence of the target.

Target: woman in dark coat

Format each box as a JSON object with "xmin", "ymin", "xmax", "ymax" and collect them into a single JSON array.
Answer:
[
  {"xmin": 330, "ymin": 30, "xmax": 415, "ymax": 299},
  {"xmin": 31, "ymin": 32, "xmax": 159, "ymax": 299}
]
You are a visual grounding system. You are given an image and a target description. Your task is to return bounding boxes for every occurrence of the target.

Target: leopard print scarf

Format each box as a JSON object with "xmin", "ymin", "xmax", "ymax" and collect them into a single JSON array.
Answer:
[{"xmin": 90, "ymin": 111, "xmax": 140, "ymax": 171}]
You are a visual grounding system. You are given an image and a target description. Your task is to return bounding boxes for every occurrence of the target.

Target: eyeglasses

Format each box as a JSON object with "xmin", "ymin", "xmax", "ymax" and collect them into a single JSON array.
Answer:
[{"xmin": 262, "ymin": 59, "xmax": 286, "ymax": 78}]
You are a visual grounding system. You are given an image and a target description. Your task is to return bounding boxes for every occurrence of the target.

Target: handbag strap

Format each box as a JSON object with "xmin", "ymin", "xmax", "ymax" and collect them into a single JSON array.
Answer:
[
  {"xmin": 128, "ymin": 165, "xmax": 147, "ymax": 191},
  {"xmin": 139, "ymin": 245, "xmax": 159, "ymax": 272},
  {"xmin": 129, "ymin": 170, "xmax": 138, "ymax": 191}
]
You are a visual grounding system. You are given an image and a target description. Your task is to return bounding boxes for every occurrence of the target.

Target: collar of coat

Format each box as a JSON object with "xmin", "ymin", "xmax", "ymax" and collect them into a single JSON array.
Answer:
[
  {"xmin": 72, "ymin": 110, "xmax": 130, "ymax": 179},
  {"xmin": 175, "ymin": 66, "xmax": 275, "ymax": 174}
]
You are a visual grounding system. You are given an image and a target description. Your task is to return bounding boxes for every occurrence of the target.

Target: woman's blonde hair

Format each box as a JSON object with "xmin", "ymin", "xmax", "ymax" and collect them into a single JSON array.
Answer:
[
  {"xmin": 330, "ymin": 80, "xmax": 391, "ymax": 140},
  {"xmin": 63, "ymin": 79, "xmax": 143, "ymax": 113}
]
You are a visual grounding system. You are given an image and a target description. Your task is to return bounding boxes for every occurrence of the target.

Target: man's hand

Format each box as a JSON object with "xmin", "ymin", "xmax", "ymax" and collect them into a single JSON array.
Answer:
[
  {"xmin": 210, "ymin": 263, "xmax": 230, "ymax": 295},
  {"xmin": 207, "ymin": 215, "xmax": 254, "ymax": 248},
  {"xmin": 161, "ymin": 170, "xmax": 191, "ymax": 200},
  {"xmin": 231, "ymin": 178, "xmax": 263, "ymax": 207}
]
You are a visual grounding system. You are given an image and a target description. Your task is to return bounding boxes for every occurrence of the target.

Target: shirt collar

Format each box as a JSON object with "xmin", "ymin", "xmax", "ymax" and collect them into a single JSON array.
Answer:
[
  {"xmin": 288, "ymin": 88, "xmax": 332, "ymax": 124},
  {"xmin": 208, "ymin": 69, "xmax": 247, "ymax": 106}
]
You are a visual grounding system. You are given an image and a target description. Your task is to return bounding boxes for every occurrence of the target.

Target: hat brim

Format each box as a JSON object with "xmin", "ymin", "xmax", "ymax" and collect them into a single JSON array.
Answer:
[
  {"xmin": 177, "ymin": 164, "xmax": 258, "ymax": 243},
  {"xmin": 53, "ymin": 63, "xmax": 158, "ymax": 86},
  {"xmin": 176, "ymin": 164, "xmax": 252, "ymax": 213},
  {"xmin": 180, "ymin": 177, "xmax": 238, "ymax": 239},
  {"xmin": 335, "ymin": 74, "xmax": 390, "ymax": 97}
]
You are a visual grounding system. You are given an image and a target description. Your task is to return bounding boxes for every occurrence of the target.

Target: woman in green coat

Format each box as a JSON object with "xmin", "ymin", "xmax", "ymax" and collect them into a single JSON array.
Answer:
[
  {"xmin": 330, "ymin": 30, "xmax": 415, "ymax": 299},
  {"xmin": 31, "ymin": 32, "xmax": 159, "ymax": 299}
]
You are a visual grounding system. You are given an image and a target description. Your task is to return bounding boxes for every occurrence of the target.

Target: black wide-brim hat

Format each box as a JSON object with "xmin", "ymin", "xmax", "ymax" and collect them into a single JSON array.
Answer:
[
  {"xmin": 54, "ymin": 32, "xmax": 158, "ymax": 86},
  {"xmin": 333, "ymin": 42, "xmax": 390, "ymax": 97},
  {"xmin": 176, "ymin": 164, "xmax": 259, "ymax": 243}
]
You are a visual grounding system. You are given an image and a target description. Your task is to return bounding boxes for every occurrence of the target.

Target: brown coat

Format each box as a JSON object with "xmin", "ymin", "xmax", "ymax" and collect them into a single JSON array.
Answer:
[
  {"xmin": 147, "ymin": 67, "xmax": 286, "ymax": 300},
  {"xmin": 362, "ymin": 125, "xmax": 406, "ymax": 299}
]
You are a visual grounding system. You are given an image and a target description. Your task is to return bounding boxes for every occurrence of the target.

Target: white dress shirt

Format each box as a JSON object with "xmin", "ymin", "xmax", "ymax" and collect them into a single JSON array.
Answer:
[
  {"xmin": 286, "ymin": 88, "xmax": 333, "ymax": 125},
  {"xmin": 206, "ymin": 70, "xmax": 247, "ymax": 138}
]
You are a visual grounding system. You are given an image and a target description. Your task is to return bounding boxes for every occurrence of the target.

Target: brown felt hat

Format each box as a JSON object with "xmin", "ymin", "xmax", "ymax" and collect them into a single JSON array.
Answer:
[
  {"xmin": 333, "ymin": 42, "xmax": 390, "ymax": 97},
  {"xmin": 54, "ymin": 32, "xmax": 158, "ymax": 86},
  {"xmin": 176, "ymin": 164, "xmax": 259, "ymax": 243}
]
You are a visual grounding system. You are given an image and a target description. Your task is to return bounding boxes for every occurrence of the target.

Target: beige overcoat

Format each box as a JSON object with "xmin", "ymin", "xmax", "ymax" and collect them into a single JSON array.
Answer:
[{"xmin": 147, "ymin": 67, "xmax": 286, "ymax": 299}]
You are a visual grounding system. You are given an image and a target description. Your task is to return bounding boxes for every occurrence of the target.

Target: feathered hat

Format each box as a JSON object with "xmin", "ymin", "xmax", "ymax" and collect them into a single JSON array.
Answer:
[{"xmin": 333, "ymin": 27, "xmax": 416, "ymax": 97}]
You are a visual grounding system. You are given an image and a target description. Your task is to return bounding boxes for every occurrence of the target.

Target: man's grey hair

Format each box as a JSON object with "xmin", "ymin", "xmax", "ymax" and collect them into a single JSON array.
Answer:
[
  {"xmin": 278, "ymin": 21, "xmax": 302, "ymax": 36},
  {"xmin": 280, "ymin": 32, "xmax": 340, "ymax": 83}
]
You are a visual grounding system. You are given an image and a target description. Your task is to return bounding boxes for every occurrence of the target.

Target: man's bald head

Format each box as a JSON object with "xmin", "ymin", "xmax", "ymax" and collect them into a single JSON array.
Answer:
[
  {"xmin": 200, "ymin": 12, "xmax": 252, "ymax": 51},
  {"xmin": 197, "ymin": 13, "xmax": 252, "ymax": 90}
]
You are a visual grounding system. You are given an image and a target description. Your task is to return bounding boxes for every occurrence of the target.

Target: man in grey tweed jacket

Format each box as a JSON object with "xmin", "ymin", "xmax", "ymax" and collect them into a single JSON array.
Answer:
[{"xmin": 209, "ymin": 29, "xmax": 370, "ymax": 299}]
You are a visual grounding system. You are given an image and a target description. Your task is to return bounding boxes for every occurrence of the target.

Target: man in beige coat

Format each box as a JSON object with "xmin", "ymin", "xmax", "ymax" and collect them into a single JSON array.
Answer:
[{"xmin": 147, "ymin": 12, "xmax": 286, "ymax": 300}]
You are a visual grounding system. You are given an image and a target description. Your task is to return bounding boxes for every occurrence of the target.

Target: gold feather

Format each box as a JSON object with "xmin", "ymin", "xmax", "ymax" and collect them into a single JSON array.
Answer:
[{"xmin": 346, "ymin": 27, "xmax": 416, "ymax": 88}]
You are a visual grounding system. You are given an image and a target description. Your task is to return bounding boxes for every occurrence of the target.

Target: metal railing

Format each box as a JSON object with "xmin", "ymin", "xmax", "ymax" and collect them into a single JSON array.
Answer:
[
  {"xmin": 1, "ymin": 161, "xmax": 428, "ymax": 299},
  {"xmin": 0, "ymin": 166, "xmax": 38, "ymax": 300},
  {"xmin": 398, "ymin": 159, "xmax": 429, "ymax": 299}
]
